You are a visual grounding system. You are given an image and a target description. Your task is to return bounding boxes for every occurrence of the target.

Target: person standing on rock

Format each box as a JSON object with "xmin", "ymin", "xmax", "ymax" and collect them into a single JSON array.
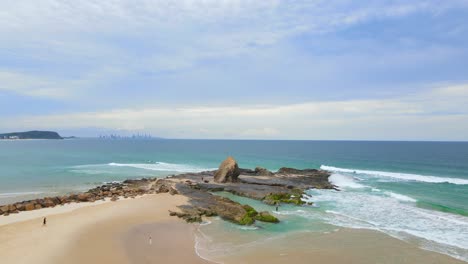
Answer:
[{"xmin": 43, "ymin": 217, "xmax": 47, "ymax": 226}]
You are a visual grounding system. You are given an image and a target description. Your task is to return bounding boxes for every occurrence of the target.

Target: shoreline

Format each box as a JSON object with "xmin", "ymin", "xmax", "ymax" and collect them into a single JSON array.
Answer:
[
  {"xmin": 1, "ymin": 160, "xmax": 467, "ymax": 263},
  {"xmin": 0, "ymin": 193, "xmax": 208, "ymax": 264},
  {"xmin": 1, "ymin": 191, "xmax": 466, "ymax": 263},
  {"xmin": 195, "ymin": 227, "xmax": 467, "ymax": 264}
]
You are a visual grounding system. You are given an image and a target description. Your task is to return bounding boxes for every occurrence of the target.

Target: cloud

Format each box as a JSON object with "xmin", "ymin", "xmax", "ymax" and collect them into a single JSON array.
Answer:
[
  {"xmin": 0, "ymin": 70, "xmax": 72, "ymax": 99},
  {"xmin": 0, "ymin": 1, "xmax": 467, "ymax": 141},
  {"xmin": 0, "ymin": 67, "xmax": 125, "ymax": 100},
  {"xmin": 2, "ymin": 83, "xmax": 467, "ymax": 140}
]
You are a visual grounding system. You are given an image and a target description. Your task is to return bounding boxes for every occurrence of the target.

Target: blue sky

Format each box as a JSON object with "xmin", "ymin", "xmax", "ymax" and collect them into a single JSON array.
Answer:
[{"xmin": 1, "ymin": 0, "xmax": 468, "ymax": 140}]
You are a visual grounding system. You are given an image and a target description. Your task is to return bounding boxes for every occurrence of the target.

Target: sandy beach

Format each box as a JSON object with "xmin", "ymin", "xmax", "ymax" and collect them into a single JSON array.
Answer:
[
  {"xmin": 0, "ymin": 192, "xmax": 466, "ymax": 264},
  {"xmin": 0, "ymin": 194, "xmax": 207, "ymax": 264},
  {"xmin": 198, "ymin": 228, "xmax": 466, "ymax": 264}
]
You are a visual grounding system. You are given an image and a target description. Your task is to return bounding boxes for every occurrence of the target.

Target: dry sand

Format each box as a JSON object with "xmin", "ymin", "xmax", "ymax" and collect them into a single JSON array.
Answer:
[{"xmin": 0, "ymin": 194, "xmax": 207, "ymax": 264}]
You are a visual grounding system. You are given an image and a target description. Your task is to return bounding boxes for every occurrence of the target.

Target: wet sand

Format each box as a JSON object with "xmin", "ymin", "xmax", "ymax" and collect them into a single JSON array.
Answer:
[
  {"xmin": 124, "ymin": 221, "xmax": 210, "ymax": 263},
  {"xmin": 198, "ymin": 228, "xmax": 466, "ymax": 264}
]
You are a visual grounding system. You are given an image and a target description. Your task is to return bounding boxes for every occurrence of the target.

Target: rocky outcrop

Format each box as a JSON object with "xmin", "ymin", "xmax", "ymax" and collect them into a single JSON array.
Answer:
[
  {"xmin": 277, "ymin": 167, "xmax": 320, "ymax": 175},
  {"xmin": 255, "ymin": 211, "xmax": 279, "ymax": 223},
  {"xmin": 0, "ymin": 179, "xmax": 156, "ymax": 216},
  {"xmin": 214, "ymin": 156, "xmax": 240, "ymax": 183},
  {"xmin": 167, "ymin": 182, "xmax": 264, "ymax": 226},
  {"xmin": 254, "ymin": 167, "xmax": 274, "ymax": 176},
  {"xmin": 1, "ymin": 158, "xmax": 334, "ymax": 228}
]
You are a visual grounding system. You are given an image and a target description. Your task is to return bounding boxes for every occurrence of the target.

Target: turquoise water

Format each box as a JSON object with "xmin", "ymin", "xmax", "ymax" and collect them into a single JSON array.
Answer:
[{"xmin": 1, "ymin": 139, "xmax": 467, "ymax": 261}]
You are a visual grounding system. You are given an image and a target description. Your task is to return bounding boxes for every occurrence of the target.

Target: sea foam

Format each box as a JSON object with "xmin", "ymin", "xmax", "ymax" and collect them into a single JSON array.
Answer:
[
  {"xmin": 304, "ymin": 189, "xmax": 468, "ymax": 261},
  {"xmin": 328, "ymin": 173, "xmax": 367, "ymax": 189},
  {"xmin": 0, "ymin": 191, "xmax": 44, "ymax": 197},
  {"xmin": 321, "ymin": 165, "xmax": 468, "ymax": 185},
  {"xmin": 108, "ymin": 162, "xmax": 216, "ymax": 173}
]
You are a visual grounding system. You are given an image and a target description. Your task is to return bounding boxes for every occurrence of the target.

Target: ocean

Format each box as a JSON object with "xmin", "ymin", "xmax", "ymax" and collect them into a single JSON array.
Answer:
[{"xmin": 1, "ymin": 139, "xmax": 467, "ymax": 261}]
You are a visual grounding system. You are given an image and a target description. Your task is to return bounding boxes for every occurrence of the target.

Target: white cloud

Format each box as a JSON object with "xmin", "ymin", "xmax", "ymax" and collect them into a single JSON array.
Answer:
[
  {"xmin": 2, "ymin": 83, "xmax": 467, "ymax": 140},
  {"xmin": 0, "ymin": 70, "xmax": 72, "ymax": 99},
  {"xmin": 0, "ymin": 67, "xmax": 125, "ymax": 100},
  {"xmin": 0, "ymin": 0, "xmax": 465, "ymax": 105},
  {"xmin": 2, "ymin": 0, "xmax": 465, "ymax": 73},
  {"xmin": 0, "ymin": 0, "xmax": 467, "ymax": 142}
]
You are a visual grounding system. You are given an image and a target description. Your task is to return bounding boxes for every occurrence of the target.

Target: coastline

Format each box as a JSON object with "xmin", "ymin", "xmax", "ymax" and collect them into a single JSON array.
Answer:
[
  {"xmin": 0, "ymin": 193, "xmax": 208, "ymax": 264},
  {"xmin": 0, "ymin": 191, "xmax": 466, "ymax": 263},
  {"xmin": 196, "ymin": 227, "xmax": 466, "ymax": 264},
  {"xmin": 0, "ymin": 158, "xmax": 467, "ymax": 264}
]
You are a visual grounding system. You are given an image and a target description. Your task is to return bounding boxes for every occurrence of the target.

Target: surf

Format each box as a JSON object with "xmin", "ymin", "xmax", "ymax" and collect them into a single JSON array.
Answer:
[
  {"xmin": 304, "ymin": 189, "xmax": 468, "ymax": 261},
  {"xmin": 321, "ymin": 165, "xmax": 468, "ymax": 185},
  {"xmin": 108, "ymin": 162, "xmax": 216, "ymax": 172}
]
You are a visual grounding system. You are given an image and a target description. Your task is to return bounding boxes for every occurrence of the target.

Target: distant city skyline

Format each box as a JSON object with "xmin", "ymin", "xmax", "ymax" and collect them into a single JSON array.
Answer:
[{"xmin": 1, "ymin": 1, "xmax": 467, "ymax": 140}]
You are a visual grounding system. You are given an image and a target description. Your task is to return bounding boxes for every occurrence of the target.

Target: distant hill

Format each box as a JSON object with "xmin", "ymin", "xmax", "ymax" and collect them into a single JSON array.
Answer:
[{"xmin": 0, "ymin": 130, "xmax": 63, "ymax": 140}]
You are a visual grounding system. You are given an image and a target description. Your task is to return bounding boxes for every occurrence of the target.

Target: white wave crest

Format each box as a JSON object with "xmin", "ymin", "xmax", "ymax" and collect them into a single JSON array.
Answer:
[
  {"xmin": 108, "ymin": 162, "xmax": 216, "ymax": 173},
  {"xmin": 305, "ymin": 189, "xmax": 468, "ymax": 261},
  {"xmin": 0, "ymin": 191, "xmax": 44, "ymax": 197},
  {"xmin": 329, "ymin": 173, "xmax": 367, "ymax": 189},
  {"xmin": 384, "ymin": 191, "xmax": 417, "ymax": 202},
  {"xmin": 321, "ymin": 165, "xmax": 468, "ymax": 185}
]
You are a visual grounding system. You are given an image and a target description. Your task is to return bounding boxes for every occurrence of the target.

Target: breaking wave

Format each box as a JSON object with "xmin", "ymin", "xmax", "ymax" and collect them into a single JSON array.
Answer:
[
  {"xmin": 321, "ymin": 165, "xmax": 468, "ymax": 185},
  {"xmin": 304, "ymin": 189, "xmax": 468, "ymax": 261},
  {"xmin": 108, "ymin": 162, "xmax": 215, "ymax": 172},
  {"xmin": 328, "ymin": 173, "xmax": 367, "ymax": 189},
  {"xmin": 0, "ymin": 191, "xmax": 44, "ymax": 198}
]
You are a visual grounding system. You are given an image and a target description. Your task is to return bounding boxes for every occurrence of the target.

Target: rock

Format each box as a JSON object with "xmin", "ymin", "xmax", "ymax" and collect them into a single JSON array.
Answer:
[
  {"xmin": 254, "ymin": 167, "xmax": 274, "ymax": 176},
  {"xmin": 77, "ymin": 193, "xmax": 92, "ymax": 202},
  {"xmin": 243, "ymin": 205, "xmax": 258, "ymax": 217},
  {"xmin": 255, "ymin": 211, "xmax": 279, "ymax": 223},
  {"xmin": 263, "ymin": 192, "xmax": 305, "ymax": 206},
  {"xmin": 34, "ymin": 204, "xmax": 42, "ymax": 209},
  {"xmin": 58, "ymin": 196, "xmax": 69, "ymax": 204},
  {"xmin": 111, "ymin": 196, "xmax": 118, "ymax": 202},
  {"xmin": 214, "ymin": 156, "xmax": 240, "ymax": 183},
  {"xmin": 24, "ymin": 203, "xmax": 35, "ymax": 211},
  {"xmin": 41, "ymin": 198, "xmax": 55, "ymax": 208},
  {"xmin": 8, "ymin": 204, "xmax": 17, "ymax": 212},
  {"xmin": 169, "ymin": 187, "xmax": 179, "ymax": 195},
  {"xmin": 15, "ymin": 203, "xmax": 26, "ymax": 211},
  {"xmin": 168, "ymin": 210, "xmax": 177, "ymax": 216},
  {"xmin": 157, "ymin": 184, "xmax": 170, "ymax": 193},
  {"xmin": 52, "ymin": 197, "xmax": 61, "ymax": 205},
  {"xmin": 277, "ymin": 167, "xmax": 319, "ymax": 175},
  {"xmin": 0, "ymin": 205, "xmax": 8, "ymax": 214}
]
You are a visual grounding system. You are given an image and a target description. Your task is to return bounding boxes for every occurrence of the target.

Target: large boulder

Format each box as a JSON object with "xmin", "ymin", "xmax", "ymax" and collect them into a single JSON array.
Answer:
[
  {"xmin": 0, "ymin": 205, "xmax": 9, "ymax": 214},
  {"xmin": 214, "ymin": 156, "xmax": 240, "ymax": 183},
  {"xmin": 76, "ymin": 193, "xmax": 94, "ymax": 202},
  {"xmin": 254, "ymin": 167, "xmax": 274, "ymax": 176},
  {"xmin": 24, "ymin": 203, "xmax": 35, "ymax": 211}
]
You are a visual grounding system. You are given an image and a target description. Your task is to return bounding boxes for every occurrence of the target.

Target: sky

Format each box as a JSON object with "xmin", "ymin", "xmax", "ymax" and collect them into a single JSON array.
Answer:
[{"xmin": 1, "ymin": 0, "xmax": 468, "ymax": 140}]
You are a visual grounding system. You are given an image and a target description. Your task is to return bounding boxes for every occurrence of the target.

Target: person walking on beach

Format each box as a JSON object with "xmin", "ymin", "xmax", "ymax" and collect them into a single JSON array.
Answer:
[
  {"xmin": 43, "ymin": 217, "xmax": 47, "ymax": 226},
  {"xmin": 149, "ymin": 235, "xmax": 152, "ymax": 245}
]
